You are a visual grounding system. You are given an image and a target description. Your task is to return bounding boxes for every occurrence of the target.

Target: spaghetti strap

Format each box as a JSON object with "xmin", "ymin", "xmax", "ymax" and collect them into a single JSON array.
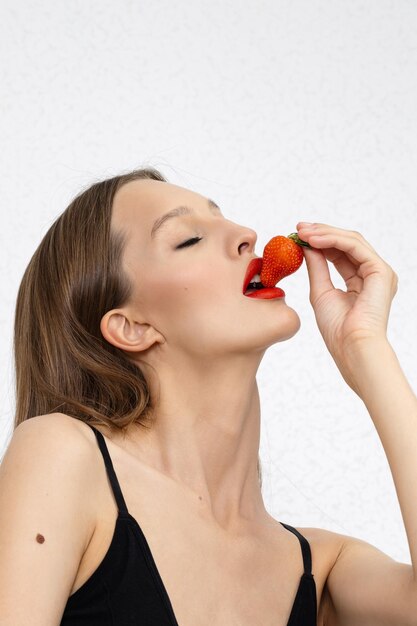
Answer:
[
  {"xmin": 87, "ymin": 423, "xmax": 129, "ymax": 516},
  {"xmin": 280, "ymin": 522, "xmax": 313, "ymax": 576}
]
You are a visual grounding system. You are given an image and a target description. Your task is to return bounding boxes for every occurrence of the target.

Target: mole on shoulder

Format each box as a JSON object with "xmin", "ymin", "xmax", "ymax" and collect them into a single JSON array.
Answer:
[{"xmin": 36, "ymin": 533, "xmax": 45, "ymax": 544}]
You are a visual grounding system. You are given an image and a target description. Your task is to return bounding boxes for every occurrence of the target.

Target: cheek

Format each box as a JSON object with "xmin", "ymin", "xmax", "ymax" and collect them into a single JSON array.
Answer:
[
  {"xmin": 143, "ymin": 271, "xmax": 210, "ymax": 316},
  {"xmin": 152, "ymin": 276, "xmax": 237, "ymax": 345},
  {"xmin": 160, "ymin": 263, "xmax": 217, "ymax": 301},
  {"xmin": 136, "ymin": 259, "xmax": 235, "ymax": 329}
]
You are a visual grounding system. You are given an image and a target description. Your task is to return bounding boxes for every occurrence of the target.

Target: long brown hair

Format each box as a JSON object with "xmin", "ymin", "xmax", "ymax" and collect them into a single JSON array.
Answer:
[{"xmin": 13, "ymin": 166, "xmax": 263, "ymax": 488}]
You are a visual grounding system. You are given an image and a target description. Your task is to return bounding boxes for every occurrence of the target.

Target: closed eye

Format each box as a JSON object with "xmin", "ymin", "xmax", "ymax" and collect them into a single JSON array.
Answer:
[{"xmin": 176, "ymin": 237, "xmax": 203, "ymax": 249}]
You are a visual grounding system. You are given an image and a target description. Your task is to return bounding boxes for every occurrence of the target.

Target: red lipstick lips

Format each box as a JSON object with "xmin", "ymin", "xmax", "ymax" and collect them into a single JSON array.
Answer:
[
  {"xmin": 243, "ymin": 258, "xmax": 263, "ymax": 293},
  {"xmin": 243, "ymin": 257, "xmax": 285, "ymax": 299}
]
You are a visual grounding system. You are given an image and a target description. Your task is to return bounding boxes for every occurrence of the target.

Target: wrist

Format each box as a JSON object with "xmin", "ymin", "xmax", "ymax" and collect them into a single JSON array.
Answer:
[
  {"xmin": 343, "ymin": 338, "xmax": 396, "ymax": 398},
  {"xmin": 345, "ymin": 336, "xmax": 393, "ymax": 360}
]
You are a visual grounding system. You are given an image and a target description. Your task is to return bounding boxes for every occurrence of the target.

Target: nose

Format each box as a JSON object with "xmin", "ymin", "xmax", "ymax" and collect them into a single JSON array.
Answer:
[{"xmin": 237, "ymin": 226, "xmax": 258, "ymax": 255}]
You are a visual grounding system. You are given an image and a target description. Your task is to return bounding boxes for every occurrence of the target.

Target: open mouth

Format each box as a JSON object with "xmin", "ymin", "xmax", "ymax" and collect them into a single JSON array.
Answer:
[
  {"xmin": 242, "ymin": 258, "xmax": 285, "ymax": 299},
  {"xmin": 243, "ymin": 258, "xmax": 264, "ymax": 294},
  {"xmin": 244, "ymin": 274, "xmax": 266, "ymax": 295}
]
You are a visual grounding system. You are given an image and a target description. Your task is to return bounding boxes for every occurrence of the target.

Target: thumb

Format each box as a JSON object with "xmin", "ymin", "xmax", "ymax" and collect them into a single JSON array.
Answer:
[{"xmin": 302, "ymin": 246, "xmax": 335, "ymax": 303}]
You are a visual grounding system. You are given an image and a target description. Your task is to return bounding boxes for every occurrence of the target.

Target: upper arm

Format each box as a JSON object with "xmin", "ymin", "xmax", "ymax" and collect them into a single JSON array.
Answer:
[
  {"xmin": 324, "ymin": 530, "xmax": 417, "ymax": 626},
  {"xmin": 0, "ymin": 413, "xmax": 97, "ymax": 625}
]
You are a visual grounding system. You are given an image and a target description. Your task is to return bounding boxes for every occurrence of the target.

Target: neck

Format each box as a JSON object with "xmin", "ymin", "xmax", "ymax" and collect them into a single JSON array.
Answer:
[{"xmin": 130, "ymin": 351, "xmax": 269, "ymax": 531}]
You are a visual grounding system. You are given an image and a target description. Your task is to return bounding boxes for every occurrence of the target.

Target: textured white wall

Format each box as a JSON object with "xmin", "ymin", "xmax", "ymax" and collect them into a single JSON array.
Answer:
[{"xmin": 1, "ymin": 0, "xmax": 417, "ymax": 565}]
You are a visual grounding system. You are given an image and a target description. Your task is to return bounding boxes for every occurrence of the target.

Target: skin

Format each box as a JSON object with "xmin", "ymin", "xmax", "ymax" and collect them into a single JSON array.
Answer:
[{"xmin": 100, "ymin": 178, "xmax": 301, "ymax": 532}]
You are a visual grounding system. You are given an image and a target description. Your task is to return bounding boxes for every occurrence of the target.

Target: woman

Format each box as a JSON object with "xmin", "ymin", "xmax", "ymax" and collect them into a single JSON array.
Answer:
[{"xmin": 0, "ymin": 167, "xmax": 415, "ymax": 625}]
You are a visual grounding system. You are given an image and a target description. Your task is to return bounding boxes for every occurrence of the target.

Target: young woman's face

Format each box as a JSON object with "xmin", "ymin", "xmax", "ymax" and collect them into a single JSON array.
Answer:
[{"xmin": 110, "ymin": 179, "xmax": 300, "ymax": 359}]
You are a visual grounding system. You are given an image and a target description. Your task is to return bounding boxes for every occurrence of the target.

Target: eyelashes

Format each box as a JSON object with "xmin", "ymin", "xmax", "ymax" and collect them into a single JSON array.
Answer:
[{"xmin": 176, "ymin": 237, "xmax": 203, "ymax": 249}]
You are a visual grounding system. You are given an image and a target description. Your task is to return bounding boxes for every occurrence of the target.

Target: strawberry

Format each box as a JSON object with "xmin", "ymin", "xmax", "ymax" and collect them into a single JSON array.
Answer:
[{"xmin": 259, "ymin": 233, "xmax": 312, "ymax": 288}]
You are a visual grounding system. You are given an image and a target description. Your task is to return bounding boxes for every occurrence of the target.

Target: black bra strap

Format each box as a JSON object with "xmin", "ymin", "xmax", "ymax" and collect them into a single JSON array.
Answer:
[
  {"xmin": 87, "ymin": 424, "xmax": 129, "ymax": 516},
  {"xmin": 280, "ymin": 522, "xmax": 313, "ymax": 576}
]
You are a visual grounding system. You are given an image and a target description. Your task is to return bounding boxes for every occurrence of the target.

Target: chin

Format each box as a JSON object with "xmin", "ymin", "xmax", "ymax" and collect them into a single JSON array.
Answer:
[{"xmin": 268, "ymin": 305, "xmax": 301, "ymax": 343}]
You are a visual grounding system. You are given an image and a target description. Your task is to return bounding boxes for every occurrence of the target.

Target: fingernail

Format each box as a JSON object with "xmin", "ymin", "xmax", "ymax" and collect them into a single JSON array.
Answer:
[{"xmin": 298, "ymin": 222, "xmax": 314, "ymax": 227}]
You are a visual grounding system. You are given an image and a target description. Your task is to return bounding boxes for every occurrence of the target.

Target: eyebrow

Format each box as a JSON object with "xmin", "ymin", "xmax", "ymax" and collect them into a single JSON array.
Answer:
[{"xmin": 151, "ymin": 198, "xmax": 221, "ymax": 239}]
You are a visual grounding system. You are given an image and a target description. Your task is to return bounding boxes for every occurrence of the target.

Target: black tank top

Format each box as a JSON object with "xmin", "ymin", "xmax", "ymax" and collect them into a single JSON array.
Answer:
[{"xmin": 61, "ymin": 424, "xmax": 317, "ymax": 625}]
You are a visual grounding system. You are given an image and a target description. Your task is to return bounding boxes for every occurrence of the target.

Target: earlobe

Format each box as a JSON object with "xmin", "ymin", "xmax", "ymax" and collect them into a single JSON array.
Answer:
[{"xmin": 100, "ymin": 310, "xmax": 162, "ymax": 352}]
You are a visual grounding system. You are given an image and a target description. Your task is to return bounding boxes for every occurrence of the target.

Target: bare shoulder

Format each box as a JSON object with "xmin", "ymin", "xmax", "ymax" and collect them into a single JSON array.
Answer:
[
  {"xmin": 297, "ymin": 526, "xmax": 417, "ymax": 626},
  {"xmin": 0, "ymin": 413, "xmax": 101, "ymax": 623},
  {"xmin": 4, "ymin": 412, "xmax": 100, "ymax": 540},
  {"xmin": 294, "ymin": 525, "xmax": 350, "ymax": 576},
  {"xmin": 295, "ymin": 525, "xmax": 347, "ymax": 553},
  {"xmin": 294, "ymin": 526, "xmax": 345, "ymax": 577},
  {"xmin": 296, "ymin": 524, "xmax": 391, "ymax": 563},
  {"xmin": 273, "ymin": 522, "xmax": 346, "ymax": 581},
  {"xmin": 13, "ymin": 411, "xmax": 84, "ymax": 436},
  {"xmin": 16, "ymin": 411, "xmax": 93, "ymax": 439},
  {"xmin": 14, "ymin": 412, "xmax": 101, "ymax": 454}
]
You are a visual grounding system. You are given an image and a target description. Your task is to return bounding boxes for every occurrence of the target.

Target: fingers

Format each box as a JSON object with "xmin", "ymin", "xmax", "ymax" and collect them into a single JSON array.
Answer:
[
  {"xmin": 297, "ymin": 223, "xmax": 381, "ymax": 294},
  {"xmin": 301, "ymin": 245, "xmax": 336, "ymax": 304},
  {"xmin": 297, "ymin": 223, "xmax": 375, "ymax": 250},
  {"xmin": 297, "ymin": 223, "xmax": 378, "ymax": 270},
  {"xmin": 310, "ymin": 246, "xmax": 364, "ymax": 293}
]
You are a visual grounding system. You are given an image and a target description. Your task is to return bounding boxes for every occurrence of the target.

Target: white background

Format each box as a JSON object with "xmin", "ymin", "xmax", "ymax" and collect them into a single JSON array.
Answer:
[{"xmin": 1, "ymin": 0, "xmax": 417, "ymax": 564}]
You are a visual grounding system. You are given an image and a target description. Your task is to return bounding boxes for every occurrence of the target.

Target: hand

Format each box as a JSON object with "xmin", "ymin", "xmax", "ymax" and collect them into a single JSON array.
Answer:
[{"xmin": 296, "ymin": 222, "xmax": 399, "ymax": 389}]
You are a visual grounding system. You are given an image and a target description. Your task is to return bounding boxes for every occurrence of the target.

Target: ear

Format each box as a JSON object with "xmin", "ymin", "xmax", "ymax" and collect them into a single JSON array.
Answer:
[{"xmin": 100, "ymin": 309, "xmax": 166, "ymax": 352}]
